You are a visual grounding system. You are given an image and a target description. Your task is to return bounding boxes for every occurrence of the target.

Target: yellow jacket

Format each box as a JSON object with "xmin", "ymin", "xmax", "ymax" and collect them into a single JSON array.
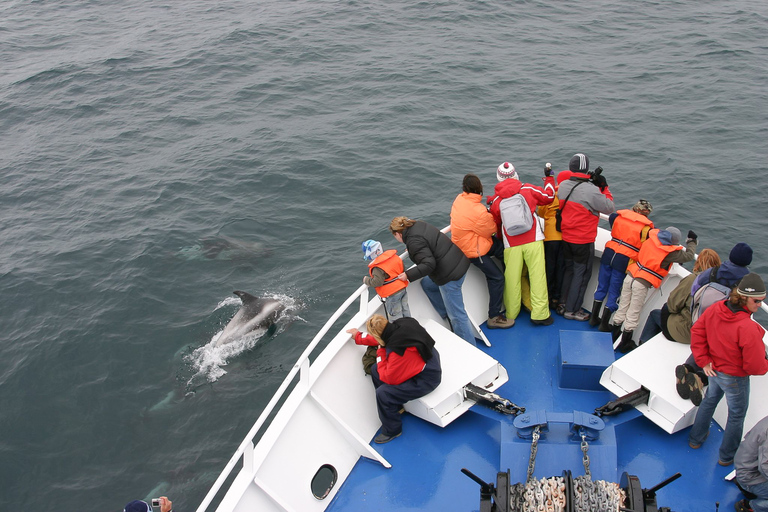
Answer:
[{"xmin": 537, "ymin": 195, "xmax": 562, "ymax": 242}]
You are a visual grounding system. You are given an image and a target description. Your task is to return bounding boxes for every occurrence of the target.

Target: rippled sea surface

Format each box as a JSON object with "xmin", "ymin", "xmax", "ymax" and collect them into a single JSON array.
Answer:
[{"xmin": 1, "ymin": 0, "xmax": 766, "ymax": 509}]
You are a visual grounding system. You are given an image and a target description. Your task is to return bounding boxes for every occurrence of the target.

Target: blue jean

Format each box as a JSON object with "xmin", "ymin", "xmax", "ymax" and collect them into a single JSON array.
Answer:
[
  {"xmin": 383, "ymin": 288, "xmax": 410, "ymax": 321},
  {"xmin": 420, "ymin": 274, "xmax": 475, "ymax": 344},
  {"xmin": 741, "ymin": 480, "xmax": 768, "ymax": 512},
  {"xmin": 470, "ymin": 237, "xmax": 505, "ymax": 318},
  {"xmin": 688, "ymin": 371, "xmax": 750, "ymax": 463},
  {"xmin": 639, "ymin": 308, "xmax": 662, "ymax": 343}
]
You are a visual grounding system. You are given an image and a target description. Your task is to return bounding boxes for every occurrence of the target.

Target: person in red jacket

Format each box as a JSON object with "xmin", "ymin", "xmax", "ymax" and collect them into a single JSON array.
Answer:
[
  {"xmin": 347, "ymin": 315, "xmax": 442, "ymax": 444},
  {"xmin": 688, "ymin": 273, "xmax": 768, "ymax": 467},
  {"xmin": 487, "ymin": 161, "xmax": 556, "ymax": 325}
]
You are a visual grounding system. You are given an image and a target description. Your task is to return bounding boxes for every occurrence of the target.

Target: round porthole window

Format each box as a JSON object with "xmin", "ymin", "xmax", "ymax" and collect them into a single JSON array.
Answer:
[{"xmin": 311, "ymin": 464, "xmax": 338, "ymax": 500}]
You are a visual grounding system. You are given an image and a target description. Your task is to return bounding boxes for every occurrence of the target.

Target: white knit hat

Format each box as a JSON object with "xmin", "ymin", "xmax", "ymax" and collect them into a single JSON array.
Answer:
[{"xmin": 497, "ymin": 162, "xmax": 519, "ymax": 182}]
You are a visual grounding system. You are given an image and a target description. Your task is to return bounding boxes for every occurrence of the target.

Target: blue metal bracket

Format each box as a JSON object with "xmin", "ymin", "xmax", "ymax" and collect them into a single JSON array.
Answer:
[{"xmin": 513, "ymin": 410, "xmax": 605, "ymax": 440}]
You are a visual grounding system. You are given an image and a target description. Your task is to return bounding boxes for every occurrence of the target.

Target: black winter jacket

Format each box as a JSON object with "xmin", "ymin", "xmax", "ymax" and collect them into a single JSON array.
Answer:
[{"xmin": 402, "ymin": 221, "xmax": 470, "ymax": 286}]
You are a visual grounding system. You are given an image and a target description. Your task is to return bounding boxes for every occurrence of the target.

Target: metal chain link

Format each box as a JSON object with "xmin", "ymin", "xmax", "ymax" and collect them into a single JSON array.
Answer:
[
  {"xmin": 526, "ymin": 425, "xmax": 541, "ymax": 483},
  {"xmin": 579, "ymin": 431, "xmax": 591, "ymax": 479}
]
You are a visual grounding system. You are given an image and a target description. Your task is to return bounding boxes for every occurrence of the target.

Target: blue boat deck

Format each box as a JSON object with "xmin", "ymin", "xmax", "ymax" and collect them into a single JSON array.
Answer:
[{"xmin": 328, "ymin": 310, "xmax": 741, "ymax": 512}]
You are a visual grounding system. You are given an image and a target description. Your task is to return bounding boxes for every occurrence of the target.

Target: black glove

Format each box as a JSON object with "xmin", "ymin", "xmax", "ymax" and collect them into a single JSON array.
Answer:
[
  {"xmin": 591, "ymin": 173, "xmax": 607, "ymax": 191},
  {"xmin": 544, "ymin": 162, "xmax": 553, "ymax": 177},
  {"xmin": 687, "ymin": 230, "xmax": 697, "ymax": 242}
]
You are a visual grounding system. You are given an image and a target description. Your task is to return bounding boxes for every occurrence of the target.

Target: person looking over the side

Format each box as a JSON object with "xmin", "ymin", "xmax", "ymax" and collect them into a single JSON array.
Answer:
[
  {"xmin": 450, "ymin": 173, "xmax": 513, "ymax": 329},
  {"xmin": 361, "ymin": 239, "xmax": 410, "ymax": 321},
  {"xmin": 675, "ymin": 242, "xmax": 752, "ymax": 404},
  {"xmin": 124, "ymin": 497, "xmax": 173, "ymax": 512},
  {"xmin": 589, "ymin": 199, "xmax": 654, "ymax": 331},
  {"xmin": 611, "ymin": 226, "xmax": 697, "ymax": 353},
  {"xmin": 347, "ymin": 314, "xmax": 442, "ymax": 444},
  {"xmin": 537, "ymin": 168, "xmax": 570, "ymax": 310},
  {"xmin": 557, "ymin": 153, "xmax": 616, "ymax": 321},
  {"xmin": 487, "ymin": 161, "xmax": 556, "ymax": 325},
  {"xmin": 687, "ymin": 273, "xmax": 768, "ymax": 467},
  {"xmin": 389, "ymin": 217, "xmax": 476, "ymax": 345}
]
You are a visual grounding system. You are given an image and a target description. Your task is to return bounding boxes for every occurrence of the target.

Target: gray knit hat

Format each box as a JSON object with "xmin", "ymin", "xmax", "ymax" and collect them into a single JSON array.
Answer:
[{"xmin": 737, "ymin": 273, "xmax": 766, "ymax": 298}]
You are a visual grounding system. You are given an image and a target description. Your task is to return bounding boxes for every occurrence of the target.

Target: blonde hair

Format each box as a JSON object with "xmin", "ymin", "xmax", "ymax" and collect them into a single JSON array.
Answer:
[
  {"xmin": 366, "ymin": 314, "xmax": 388, "ymax": 345},
  {"xmin": 693, "ymin": 248, "xmax": 721, "ymax": 274},
  {"xmin": 390, "ymin": 217, "xmax": 415, "ymax": 234}
]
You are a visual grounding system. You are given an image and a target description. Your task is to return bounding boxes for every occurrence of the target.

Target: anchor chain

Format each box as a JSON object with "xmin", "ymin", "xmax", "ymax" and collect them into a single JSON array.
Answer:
[
  {"xmin": 510, "ymin": 476, "xmax": 625, "ymax": 512},
  {"xmin": 526, "ymin": 425, "xmax": 541, "ymax": 483},
  {"xmin": 579, "ymin": 430, "xmax": 591, "ymax": 480}
]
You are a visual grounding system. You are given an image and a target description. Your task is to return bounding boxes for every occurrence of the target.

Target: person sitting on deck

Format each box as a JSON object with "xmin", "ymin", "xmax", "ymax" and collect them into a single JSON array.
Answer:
[
  {"xmin": 589, "ymin": 199, "xmax": 654, "ymax": 331},
  {"xmin": 487, "ymin": 161, "xmax": 556, "ymax": 325},
  {"xmin": 611, "ymin": 227, "xmax": 697, "ymax": 353},
  {"xmin": 450, "ymin": 173, "xmax": 513, "ymax": 329},
  {"xmin": 687, "ymin": 273, "xmax": 768, "ymax": 467},
  {"xmin": 556, "ymin": 153, "xmax": 616, "ymax": 321},
  {"xmin": 734, "ymin": 414, "xmax": 768, "ymax": 512},
  {"xmin": 674, "ymin": 242, "xmax": 752, "ymax": 404},
  {"xmin": 347, "ymin": 315, "xmax": 442, "ymax": 444}
]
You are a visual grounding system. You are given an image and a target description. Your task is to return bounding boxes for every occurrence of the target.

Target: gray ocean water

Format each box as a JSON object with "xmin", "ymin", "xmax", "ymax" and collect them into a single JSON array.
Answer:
[{"xmin": 1, "ymin": 0, "xmax": 767, "ymax": 509}]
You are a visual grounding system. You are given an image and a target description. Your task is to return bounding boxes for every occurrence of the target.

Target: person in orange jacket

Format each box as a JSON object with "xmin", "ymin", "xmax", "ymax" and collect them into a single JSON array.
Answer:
[
  {"xmin": 450, "ymin": 174, "xmax": 513, "ymax": 329},
  {"xmin": 362, "ymin": 239, "xmax": 410, "ymax": 321}
]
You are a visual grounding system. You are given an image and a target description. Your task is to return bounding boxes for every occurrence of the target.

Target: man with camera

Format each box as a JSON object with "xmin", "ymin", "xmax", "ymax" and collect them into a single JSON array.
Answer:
[
  {"xmin": 556, "ymin": 153, "xmax": 616, "ymax": 321},
  {"xmin": 124, "ymin": 496, "xmax": 173, "ymax": 512}
]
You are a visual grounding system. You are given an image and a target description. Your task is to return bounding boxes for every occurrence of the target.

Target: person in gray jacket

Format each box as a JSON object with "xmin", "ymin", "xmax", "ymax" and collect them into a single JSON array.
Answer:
[
  {"xmin": 735, "ymin": 415, "xmax": 768, "ymax": 512},
  {"xmin": 390, "ymin": 216, "xmax": 476, "ymax": 345}
]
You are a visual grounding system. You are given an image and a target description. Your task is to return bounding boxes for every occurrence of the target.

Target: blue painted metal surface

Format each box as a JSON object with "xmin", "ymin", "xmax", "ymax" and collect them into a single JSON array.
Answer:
[
  {"xmin": 558, "ymin": 329, "xmax": 615, "ymax": 390},
  {"xmin": 327, "ymin": 310, "xmax": 736, "ymax": 512}
]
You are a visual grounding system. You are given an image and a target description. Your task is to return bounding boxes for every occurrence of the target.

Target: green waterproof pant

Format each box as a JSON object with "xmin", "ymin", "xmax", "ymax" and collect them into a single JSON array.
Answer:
[{"xmin": 503, "ymin": 241, "xmax": 550, "ymax": 321}]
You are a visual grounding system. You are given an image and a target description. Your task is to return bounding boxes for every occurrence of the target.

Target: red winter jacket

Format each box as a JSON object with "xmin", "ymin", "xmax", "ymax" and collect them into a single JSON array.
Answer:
[
  {"xmin": 353, "ymin": 332, "xmax": 426, "ymax": 385},
  {"xmin": 691, "ymin": 300, "xmax": 768, "ymax": 377},
  {"xmin": 487, "ymin": 176, "xmax": 555, "ymax": 247},
  {"xmin": 556, "ymin": 173, "xmax": 616, "ymax": 244}
]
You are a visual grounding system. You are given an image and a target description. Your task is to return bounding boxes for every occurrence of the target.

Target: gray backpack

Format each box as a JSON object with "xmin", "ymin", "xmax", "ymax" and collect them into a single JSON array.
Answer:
[
  {"xmin": 499, "ymin": 194, "xmax": 533, "ymax": 237},
  {"xmin": 691, "ymin": 268, "xmax": 731, "ymax": 324}
]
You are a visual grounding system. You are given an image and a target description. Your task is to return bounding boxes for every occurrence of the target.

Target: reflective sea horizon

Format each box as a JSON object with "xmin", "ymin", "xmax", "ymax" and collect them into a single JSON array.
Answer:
[{"xmin": 1, "ymin": 0, "xmax": 766, "ymax": 509}]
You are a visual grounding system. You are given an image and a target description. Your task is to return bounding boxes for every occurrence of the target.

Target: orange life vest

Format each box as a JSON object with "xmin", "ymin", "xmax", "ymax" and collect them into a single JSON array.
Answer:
[
  {"xmin": 605, "ymin": 209, "xmax": 654, "ymax": 259},
  {"xmin": 627, "ymin": 229, "xmax": 679, "ymax": 288},
  {"xmin": 368, "ymin": 250, "xmax": 407, "ymax": 298}
]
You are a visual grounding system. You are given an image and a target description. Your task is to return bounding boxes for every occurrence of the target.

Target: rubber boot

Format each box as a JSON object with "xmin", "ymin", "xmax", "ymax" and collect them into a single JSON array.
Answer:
[
  {"xmin": 598, "ymin": 308, "xmax": 613, "ymax": 332},
  {"xmin": 611, "ymin": 324, "xmax": 622, "ymax": 342},
  {"xmin": 588, "ymin": 300, "xmax": 603, "ymax": 327},
  {"xmin": 617, "ymin": 330, "xmax": 636, "ymax": 353}
]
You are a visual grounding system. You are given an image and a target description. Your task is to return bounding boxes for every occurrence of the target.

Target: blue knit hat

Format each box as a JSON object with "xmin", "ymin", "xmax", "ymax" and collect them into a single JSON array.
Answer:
[
  {"xmin": 362, "ymin": 240, "xmax": 383, "ymax": 261},
  {"xmin": 729, "ymin": 242, "xmax": 753, "ymax": 267},
  {"xmin": 124, "ymin": 501, "xmax": 151, "ymax": 512}
]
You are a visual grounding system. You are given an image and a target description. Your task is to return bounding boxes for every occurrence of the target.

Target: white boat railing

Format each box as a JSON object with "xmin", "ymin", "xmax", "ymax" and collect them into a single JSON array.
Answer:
[{"xmin": 195, "ymin": 282, "xmax": 372, "ymax": 512}]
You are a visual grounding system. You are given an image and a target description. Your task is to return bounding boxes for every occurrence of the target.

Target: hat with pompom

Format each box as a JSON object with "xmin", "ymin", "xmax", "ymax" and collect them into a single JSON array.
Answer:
[{"xmin": 496, "ymin": 162, "xmax": 519, "ymax": 182}]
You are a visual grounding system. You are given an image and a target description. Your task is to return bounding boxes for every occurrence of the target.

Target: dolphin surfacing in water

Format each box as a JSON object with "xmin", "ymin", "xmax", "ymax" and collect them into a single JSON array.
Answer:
[{"xmin": 214, "ymin": 291, "xmax": 285, "ymax": 347}]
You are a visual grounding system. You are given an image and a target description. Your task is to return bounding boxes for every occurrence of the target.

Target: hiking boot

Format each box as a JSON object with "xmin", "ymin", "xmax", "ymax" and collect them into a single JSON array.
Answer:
[
  {"xmin": 550, "ymin": 298, "xmax": 560, "ymax": 310},
  {"xmin": 735, "ymin": 499, "xmax": 753, "ymax": 512},
  {"xmin": 374, "ymin": 431, "xmax": 402, "ymax": 444},
  {"xmin": 589, "ymin": 300, "xmax": 603, "ymax": 326},
  {"xmin": 556, "ymin": 304, "xmax": 566, "ymax": 316},
  {"xmin": 531, "ymin": 316, "xmax": 554, "ymax": 326},
  {"xmin": 487, "ymin": 315, "xmax": 515, "ymax": 329},
  {"xmin": 616, "ymin": 330, "xmax": 636, "ymax": 353},
  {"xmin": 564, "ymin": 310, "xmax": 590, "ymax": 321},
  {"xmin": 598, "ymin": 308, "xmax": 613, "ymax": 332},
  {"xmin": 675, "ymin": 364, "xmax": 691, "ymax": 399},
  {"xmin": 686, "ymin": 372, "xmax": 706, "ymax": 406},
  {"xmin": 718, "ymin": 459, "xmax": 733, "ymax": 467}
]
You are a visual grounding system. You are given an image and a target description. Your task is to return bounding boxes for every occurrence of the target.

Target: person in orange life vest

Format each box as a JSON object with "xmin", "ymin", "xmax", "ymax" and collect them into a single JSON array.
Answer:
[
  {"xmin": 589, "ymin": 199, "xmax": 654, "ymax": 331},
  {"xmin": 612, "ymin": 227, "xmax": 697, "ymax": 353},
  {"xmin": 537, "ymin": 169, "xmax": 571, "ymax": 310},
  {"xmin": 688, "ymin": 273, "xmax": 768, "ymax": 466},
  {"xmin": 450, "ymin": 173, "xmax": 513, "ymax": 329},
  {"xmin": 487, "ymin": 161, "xmax": 556, "ymax": 325},
  {"xmin": 557, "ymin": 153, "xmax": 616, "ymax": 321},
  {"xmin": 346, "ymin": 314, "xmax": 441, "ymax": 444},
  {"xmin": 362, "ymin": 239, "xmax": 410, "ymax": 321}
]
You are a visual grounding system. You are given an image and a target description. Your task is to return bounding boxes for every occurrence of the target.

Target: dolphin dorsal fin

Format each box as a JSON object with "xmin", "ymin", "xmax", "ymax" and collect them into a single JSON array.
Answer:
[{"xmin": 233, "ymin": 290, "xmax": 259, "ymax": 304}]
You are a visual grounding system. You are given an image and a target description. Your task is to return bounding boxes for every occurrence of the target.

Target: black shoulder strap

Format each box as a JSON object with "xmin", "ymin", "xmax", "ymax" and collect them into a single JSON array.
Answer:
[{"xmin": 558, "ymin": 180, "xmax": 586, "ymax": 210}]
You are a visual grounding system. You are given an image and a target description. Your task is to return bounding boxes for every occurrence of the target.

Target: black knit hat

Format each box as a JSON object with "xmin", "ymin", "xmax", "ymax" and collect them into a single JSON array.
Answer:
[
  {"xmin": 737, "ymin": 273, "xmax": 766, "ymax": 297},
  {"xmin": 729, "ymin": 242, "xmax": 753, "ymax": 267},
  {"xmin": 569, "ymin": 153, "xmax": 589, "ymax": 172}
]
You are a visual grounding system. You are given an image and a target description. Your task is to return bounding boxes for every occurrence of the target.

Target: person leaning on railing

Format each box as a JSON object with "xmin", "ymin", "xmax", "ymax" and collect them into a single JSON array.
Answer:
[{"xmin": 124, "ymin": 496, "xmax": 173, "ymax": 512}]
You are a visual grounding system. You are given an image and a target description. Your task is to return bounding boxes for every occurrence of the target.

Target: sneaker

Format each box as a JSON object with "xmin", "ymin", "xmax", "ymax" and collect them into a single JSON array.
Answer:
[
  {"xmin": 686, "ymin": 372, "xmax": 705, "ymax": 406},
  {"xmin": 531, "ymin": 316, "xmax": 554, "ymax": 326},
  {"xmin": 556, "ymin": 304, "xmax": 566, "ymax": 316},
  {"xmin": 487, "ymin": 315, "xmax": 515, "ymax": 329},
  {"xmin": 735, "ymin": 499, "xmax": 753, "ymax": 512},
  {"xmin": 675, "ymin": 365, "xmax": 691, "ymax": 399},
  {"xmin": 564, "ymin": 310, "xmax": 590, "ymax": 321},
  {"xmin": 374, "ymin": 431, "xmax": 402, "ymax": 444}
]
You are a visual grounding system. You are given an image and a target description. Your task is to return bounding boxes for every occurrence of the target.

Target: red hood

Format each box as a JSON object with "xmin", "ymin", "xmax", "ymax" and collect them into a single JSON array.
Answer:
[{"xmin": 491, "ymin": 178, "xmax": 522, "ymax": 199}]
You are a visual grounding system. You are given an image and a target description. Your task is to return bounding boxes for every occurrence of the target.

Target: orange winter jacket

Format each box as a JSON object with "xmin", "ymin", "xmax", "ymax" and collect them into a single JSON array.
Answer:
[{"xmin": 450, "ymin": 192, "xmax": 497, "ymax": 258}]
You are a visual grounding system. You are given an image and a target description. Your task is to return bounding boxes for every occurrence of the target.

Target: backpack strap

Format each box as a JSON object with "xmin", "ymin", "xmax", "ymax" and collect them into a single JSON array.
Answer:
[{"xmin": 558, "ymin": 180, "xmax": 587, "ymax": 211}]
